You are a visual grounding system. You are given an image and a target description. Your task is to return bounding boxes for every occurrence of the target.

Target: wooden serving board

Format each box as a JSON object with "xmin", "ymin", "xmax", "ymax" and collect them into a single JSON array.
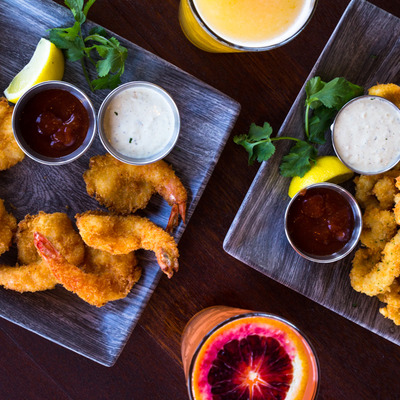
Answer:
[
  {"xmin": 0, "ymin": 0, "xmax": 240, "ymax": 366},
  {"xmin": 224, "ymin": 0, "xmax": 400, "ymax": 345}
]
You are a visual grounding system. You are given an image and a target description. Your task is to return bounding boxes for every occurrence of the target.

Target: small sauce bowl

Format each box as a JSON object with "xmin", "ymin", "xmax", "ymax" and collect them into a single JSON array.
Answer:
[
  {"xmin": 284, "ymin": 183, "xmax": 362, "ymax": 263},
  {"xmin": 12, "ymin": 80, "xmax": 96, "ymax": 165},
  {"xmin": 331, "ymin": 95, "xmax": 400, "ymax": 175},
  {"xmin": 97, "ymin": 81, "xmax": 180, "ymax": 165}
]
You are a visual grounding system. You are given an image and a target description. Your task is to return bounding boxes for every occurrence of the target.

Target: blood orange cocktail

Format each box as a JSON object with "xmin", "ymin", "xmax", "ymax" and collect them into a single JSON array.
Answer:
[{"xmin": 181, "ymin": 306, "xmax": 319, "ymax": 400}]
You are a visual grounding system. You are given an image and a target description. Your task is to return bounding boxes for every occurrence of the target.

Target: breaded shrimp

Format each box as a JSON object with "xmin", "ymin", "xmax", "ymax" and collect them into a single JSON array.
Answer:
[
  {"xmin": 372, "ymin": 176, "xmax": 397, "ymax": 210},
  {"xmin": 16, "ymin": 212, "xmax": 85, "ymax": 266},
  {"xmin": 354, "ymin": 172, "xmax": 400, "ymax": 210},
  {"xmin": 34, "ymin": 233, "xmax": 141, "ymax": 307},
  {"xmin": 378, "ymin": 279, "xmax": 400, "ymax": 309},
  {"xmin": 0, "ymin": 97, "xmax": 25, "ymax": 170},
  {"xmin": 379, "ymin": 305, "xmax": 400, "ymax": 325},
  {"xmin": 368, "ymin": 83, "xmax": 400, "ymax": 108},
  {"xmin": 0, "ymin": 212, "xmax": 85, "ymax": 292},
  {"xmin": 75, "ymin": 211, "xmax": 179, "ymax": 278},
  {"xmin": 0, "ymin": 261, "xmax": 59, "ymax": 292},
  {"xmin": 0, "ymin": 199, "xmax": 17, "ymax": 256},
  {"xmin": 83, "ymin": 154, "xmax": 187, "ymax": 232},
  {"xmin": 393, "ymin": 194, "xmax": 400, "ymax": 225},
  {"xmin": 360, "ymin": 208, "xmax": 397, "ymax": 251},
  {"xmin": 350, "ymin": 230, "xmax": 400, "ymax": 296}
]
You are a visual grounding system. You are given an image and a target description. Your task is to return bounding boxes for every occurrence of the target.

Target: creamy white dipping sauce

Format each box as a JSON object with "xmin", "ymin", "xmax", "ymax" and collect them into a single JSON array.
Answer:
[
  {"xmin": 333, "ymin": 96, "xmax": 400, "ymax": 173},
  {"xmin": 103, "ymin": 86, "xmax": 176, "ymax": 159}
]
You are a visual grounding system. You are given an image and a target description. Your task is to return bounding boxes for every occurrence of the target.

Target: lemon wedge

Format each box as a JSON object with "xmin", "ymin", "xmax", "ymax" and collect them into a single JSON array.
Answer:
[
  {"xmin": 288, "ymin": 155, "xmax": 354, "ymax": 198},
  {"xmin": 4, "ymin": 38, "xmax": 64, "ymax": 103}
]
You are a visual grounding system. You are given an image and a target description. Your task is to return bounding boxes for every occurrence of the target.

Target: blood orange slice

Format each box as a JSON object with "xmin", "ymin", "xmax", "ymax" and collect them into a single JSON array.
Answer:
[{"xmin": 190, "ymin": 315, "xmax": 317, "ymax": 400}]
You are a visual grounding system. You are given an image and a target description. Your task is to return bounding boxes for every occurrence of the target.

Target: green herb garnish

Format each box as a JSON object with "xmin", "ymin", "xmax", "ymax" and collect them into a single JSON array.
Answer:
[
  {"xmin": 49, "ymin": 0, "xmax": 127, "ymax": 91},
  {"xmin": 234, "ymin": 76, "xmax": 363, "ymax": 177},
  {"xmin": 129, "ymin": 138, "xmax": 133, "ymax": 143}
]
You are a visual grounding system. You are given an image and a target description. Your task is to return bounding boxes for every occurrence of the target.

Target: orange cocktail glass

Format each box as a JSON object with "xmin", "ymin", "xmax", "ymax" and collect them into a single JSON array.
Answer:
[
  {"xmin": 179, "ymin": 0, "xmax": 318, "ymax": 53},
  {"xmin": 181, "ymin": 306, "xmax": 319, "ymax": 400}
]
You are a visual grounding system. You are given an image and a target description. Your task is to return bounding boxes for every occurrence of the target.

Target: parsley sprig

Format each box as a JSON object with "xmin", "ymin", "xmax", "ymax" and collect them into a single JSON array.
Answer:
[
  {"xmin": 49, "ymin": 0, "xmax": 127, "ymax": 91},
  {"xmin": 234, "ymin": 76, "xmax": 363, "ymax": 177}
]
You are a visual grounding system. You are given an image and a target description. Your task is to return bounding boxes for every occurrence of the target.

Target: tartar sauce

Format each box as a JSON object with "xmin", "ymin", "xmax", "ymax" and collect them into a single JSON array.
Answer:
[
  {"xmin": 103, "ymin": 85, "xmax": 176, "ymax": 159},
  {"xmin": 332, "ymin": 96, "xmax": 400, "ymax": 173}
]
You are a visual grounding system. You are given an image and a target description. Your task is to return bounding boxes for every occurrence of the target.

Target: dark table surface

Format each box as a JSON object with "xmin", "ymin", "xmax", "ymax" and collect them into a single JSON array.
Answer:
[{"xmin": 1, "ymin": 0, "xmax": 400, "ymax": 399}]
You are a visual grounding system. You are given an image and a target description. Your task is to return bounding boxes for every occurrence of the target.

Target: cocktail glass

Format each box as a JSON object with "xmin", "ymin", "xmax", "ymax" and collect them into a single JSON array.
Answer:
[
  {"xmin": 181, "ymin": 306, "xmax": 319, "ymax": 399},
  {"xmin": 178, "ymin": 0, "xmax": 318, "ymax": 53}
]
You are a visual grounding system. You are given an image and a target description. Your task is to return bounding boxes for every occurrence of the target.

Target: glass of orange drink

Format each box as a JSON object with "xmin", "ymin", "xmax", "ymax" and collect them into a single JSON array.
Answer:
[
  {"xmin": 181, "ymin": 306, "xmax": 319, "ymax": 400},
  {"xmin": 179, "ymin": 0, "xmax": 318, "ymax": 53}
]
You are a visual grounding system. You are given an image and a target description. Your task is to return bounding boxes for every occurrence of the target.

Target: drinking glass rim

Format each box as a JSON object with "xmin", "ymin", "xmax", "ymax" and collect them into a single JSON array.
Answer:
[
  {"xmin": 186, "ymin": 311, "xmax": 320, "ymax": 399},
  {"xmin": 185, "ymin": 0, "xmax": 319, "ymax": 52}
]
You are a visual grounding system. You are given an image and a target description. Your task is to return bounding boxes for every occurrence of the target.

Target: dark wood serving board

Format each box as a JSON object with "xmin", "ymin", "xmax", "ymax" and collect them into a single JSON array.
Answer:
[
  {"xmin": 0, "ymin": 0, "xmax": 240, "ymax": 365},
  {"xmin": 224, "ymin": 0, "xmax": 400, "ymax": 345}
]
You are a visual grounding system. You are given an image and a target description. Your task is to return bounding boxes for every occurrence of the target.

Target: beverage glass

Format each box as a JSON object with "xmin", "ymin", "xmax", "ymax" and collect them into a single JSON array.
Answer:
[
  {"xmin": 181, "ymin": 306, "xmax": 319, "ymax": 400},
  {"xmin": 178, "ymin": 0, "xmax": 318, "ymax": 53}
]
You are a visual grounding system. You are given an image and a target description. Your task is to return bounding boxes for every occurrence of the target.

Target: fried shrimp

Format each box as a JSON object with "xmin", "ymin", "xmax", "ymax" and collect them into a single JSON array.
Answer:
[
  {"xmin": 83, "ymin": 154, "xmax": 187, "ymax": 232},
  {"xmin": 350, "ymin": 230, "xmax": 400, "ymax": 296},
  {"xmin": 379, "ymin": 305, "xmax": 400, "ymax": 325},
  {"xmin": 360, "ymin": 208, "xmax": 397, "ymax": 251},
  {"xmin": 0, "ymin": 212, "xmax": 85, "ymax": 292},
  {"xmin": 76, "ymin": 211, "xmax": 179, "ymax": 278},
  {"xmin": 368, "ymin": 83, "xmax": 400, "ymax": 108},
  {"xmin": 354, "ymin": 171, "xmax": 400, "ymax": 210},
  {"xmin": 377, "ymin": 279, "xmax": 400, "ymax": 325},
  {"xmin": 0, "ymin": 97, "xmax": 25, "ymax": 170},
  {"xmin": 34, "ymin": 233, "xmax": 141, "ymax": 307},
  {"xmin": 372, "ymin": 176, "xmax": 397, "ymax": 210},
  {"xmin": 0, "ymin": 199, "xmax": 17, "ymax": 256},
  {"xmin": 378, "ymin": 279, "xmax": 400, "ymax": 309}
]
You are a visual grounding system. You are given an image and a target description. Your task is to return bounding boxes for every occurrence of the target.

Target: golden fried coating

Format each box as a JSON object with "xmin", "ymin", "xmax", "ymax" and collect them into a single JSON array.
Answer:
[
  {"xmin": 394, "ymin": 194, "xmax": 400, "ymax": 225},
  {"xmin": 0, "ymin": 212, "xmax": 85, "ymax": 292},
  {"xmin": 0, "ymin": 261, "xmax": 58, "ymax": 292},
  {"xmin": 372, "ymin": 176, "xmax": 397, "ymax": 210},
  {"xmin": 0, "ymin": 97, "xmax": 25, "ymax": 170},
  {"xmin": 84, "ymin": 154, "xmax": 155, "ymax": 214},
  {"xmin": 350, "ymin": 230, "xmax": 400, "ymax": 296},
  {"xmin": 368, "ymin": 83, "xmax": 400, "ymax": 108},
  {"xmin": 16, "ymin": 212, "xmax": 84, "ymax": 266},
  {"xmin": 0, "ymin": 199, "xmax": 17, "ymax": 256},
  {"xmin": 360, "ymin": 208, "xmax": 397, "ymax": 251},
  {"xmin": 351, "ymin": 166, "xmax": 400, "ymax": 326},
  {"xmin": 83, "ymin": 154, "xmax": 187, "ymax": 232},
  {"xmin": 378, "ymin": 279, "xmax": 400, "ymax": 309},
  {"xmin": 354, "ymin": 175, "xmax": 380, "ymax": 209},
  {"xmin": 378, "ymin": 278, "xmax": 400, "ymax": 325},
  {"xmin": 379, "ymin": 305, "xmax": 400, "ymax": 325},
  {"xmin": 76, "ymin": 211, "xmax": 179, "ymax": 278},
  {"xmin": 354, "ymin": 171, "xmax": 400, "ymax": 210},
  {"xmin": 34, "ymin": 233, "xmax": 141, "ymax": 307}
]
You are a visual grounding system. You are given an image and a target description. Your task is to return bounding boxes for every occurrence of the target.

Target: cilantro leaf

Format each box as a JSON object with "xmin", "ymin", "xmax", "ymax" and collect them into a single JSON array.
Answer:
[
  {"xmin": 307, "ymin": 77, "xmax": 363, "ymax": 111},
  {"xmin": 308, "ymin": 106, "xmax": 336, "ymax": 144},
  {"xmin": 235, "ymin": 76, "xmax": 363, "ymax": 179},
  {"xmin": 305, "ymin": 76, "xmax": 325, "ymax": 109},
  {"xmin": 279, "ymin": 141, "xmax": 318, "ymax": 178},
  {"xmin": 305, "ymin": 76, "xmax": 363, "ymax": 140},
  {"xmin": 48, "ymin": 0, "xmax": 127, "ymax": 91},
  {"xmin": 233, "ymin": 122, "xmax": 275, "ymax": 165}
]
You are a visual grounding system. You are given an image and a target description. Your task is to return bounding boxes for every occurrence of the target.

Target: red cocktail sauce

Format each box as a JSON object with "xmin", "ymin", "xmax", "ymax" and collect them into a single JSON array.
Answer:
[
  {"xmin": 19, "ymin": 89, "xmax": 89, "ymax": 158},
  {"xmin": 286, "ymin": 186, "xmax": 354, "ymax": 256}
]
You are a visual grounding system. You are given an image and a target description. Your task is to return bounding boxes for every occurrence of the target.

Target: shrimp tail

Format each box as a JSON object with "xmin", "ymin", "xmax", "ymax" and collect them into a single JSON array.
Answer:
[
  {"xmin": 156, "ymin": 247, "xmax": 179, "ymax": 279},
  {"xmin": 33, "ymin": 232, "xmax": 62, "ymax": 262},
  {"xmin": 166, "ymin": 202, "xmax": 187, "ymax": 233}
]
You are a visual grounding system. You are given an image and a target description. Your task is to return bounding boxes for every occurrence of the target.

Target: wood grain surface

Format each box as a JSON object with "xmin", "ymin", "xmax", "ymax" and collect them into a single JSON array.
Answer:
[
  {"xmin": 224, "ymin": 0, "xmax": 400, "ymax": 346},
  {"xmin": 0, "ymin": 0, "xmax": 399, "ymax": 399}
]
